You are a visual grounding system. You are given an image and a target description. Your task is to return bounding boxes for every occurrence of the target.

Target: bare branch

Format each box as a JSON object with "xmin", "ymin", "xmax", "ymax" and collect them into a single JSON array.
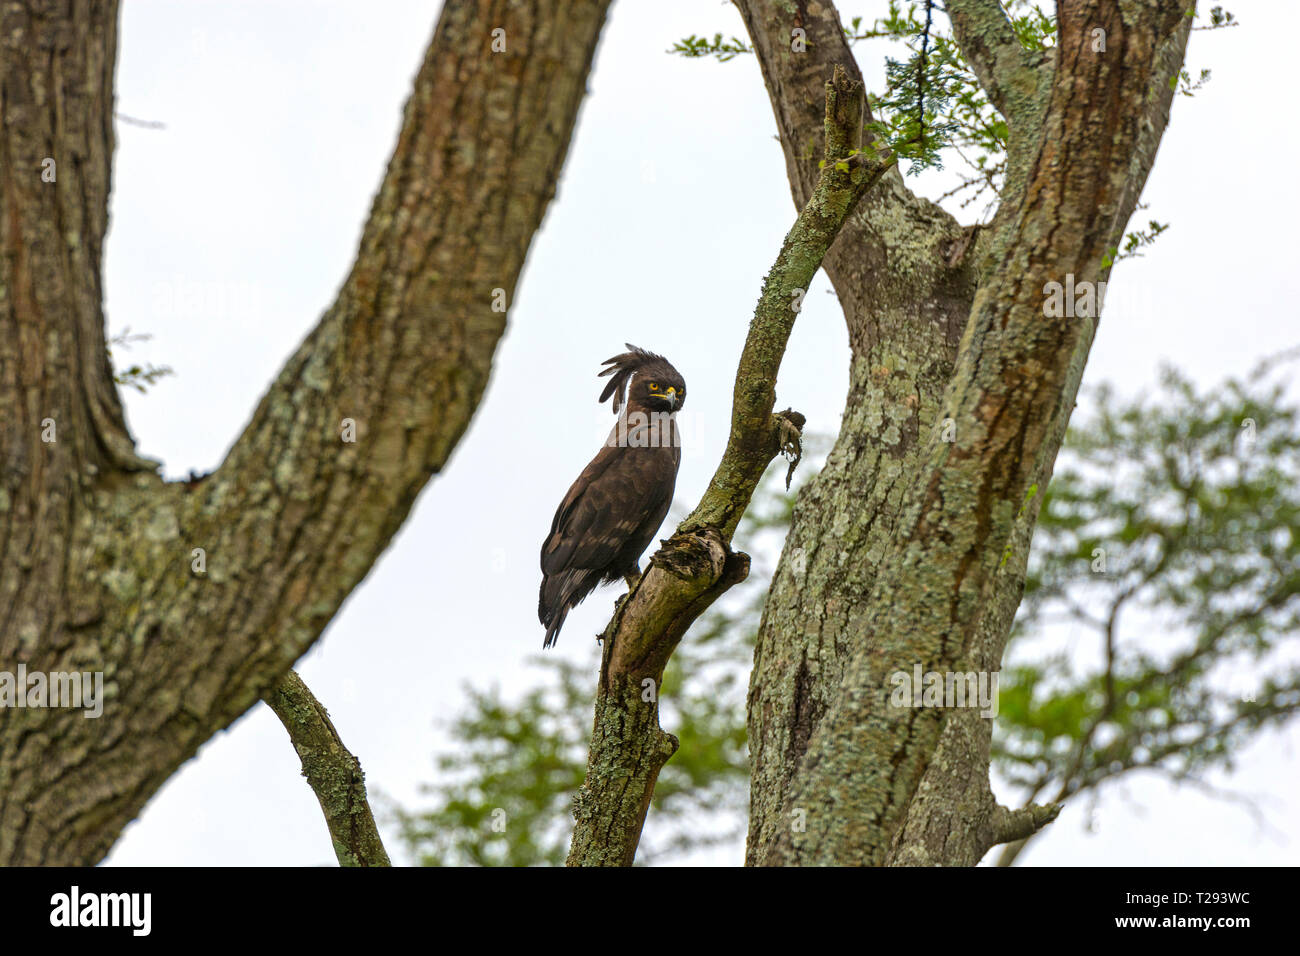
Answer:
[
  {"xmin": 114, "ymin": 112, "xmax": 166, "ymax": 129},
  {"xmin": 264, "ymin": 671, "xmax": 390, "ymax": 867},
  {"xmin": 988, "ymin": 801, "xmax": 1062, "ymax": 846}
]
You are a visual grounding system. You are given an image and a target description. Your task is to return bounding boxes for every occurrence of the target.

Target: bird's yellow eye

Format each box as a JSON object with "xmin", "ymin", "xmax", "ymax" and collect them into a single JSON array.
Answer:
[{"xmin": 648, "ymin": 382, "xmax": 659, "ymax": 391}]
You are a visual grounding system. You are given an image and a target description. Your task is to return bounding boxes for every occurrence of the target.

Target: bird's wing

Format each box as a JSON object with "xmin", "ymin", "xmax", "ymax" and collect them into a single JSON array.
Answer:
[{"xmin": 541, "ymin": 444, "xmax": 671, "ymax": 575}]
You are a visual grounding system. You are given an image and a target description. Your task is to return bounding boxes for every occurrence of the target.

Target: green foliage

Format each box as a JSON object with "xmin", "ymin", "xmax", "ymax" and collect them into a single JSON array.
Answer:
[
  {"xmin": 387, "ymin": 643, "xmax": 753, "ymax": 867},
  {"xmin": 1198, "ymin": 6, "xmax": 1238, "ymax": 31},
  {"xmin": 996, "ymin": 356, "xmax": 1300, "ymax": 815},
  {"xmin": 673, "ymin": 1, "xmax": 1234, "ymax": 233},
  {"xmin": 387, "ymin": 660, "xmax": 588, "ymax": 866},
  {"xmin": 668, "ymin": 33, "xmax": 751, "ymax": 62},
  {"xmin": 108, "ymin": 327, "xmax": 173, "ymax": 394},
  {"xmin": 1102, "ymin": 217, "xmax": 1169, "ymax": 268},
  {"xmin": 1005, "ymin": 2, "xmax": 1056, "ymax": 50},
  {"xmin": 861, "ymin": 1, "xmax": 999, "ymax": 177},
  {"xmin": 1174, "ymin": 67, "xmax": 1212, "ymax": 96}
]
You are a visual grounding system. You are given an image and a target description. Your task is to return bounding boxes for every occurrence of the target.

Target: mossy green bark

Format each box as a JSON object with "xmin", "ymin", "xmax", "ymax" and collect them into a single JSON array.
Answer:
[{"xmin": 264, "ymin": 671, "xmax": 390, "ymax": 867}]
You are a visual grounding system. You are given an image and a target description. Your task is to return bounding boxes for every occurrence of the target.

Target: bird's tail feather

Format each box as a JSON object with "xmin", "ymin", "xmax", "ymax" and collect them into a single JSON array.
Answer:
[
  {"xmin": 540, "ymin": 567, "xmax": 600, "ymax": 648},
  {"xmin": 542, "ymin": 605, "xmax": 570, "ymax": 649}
]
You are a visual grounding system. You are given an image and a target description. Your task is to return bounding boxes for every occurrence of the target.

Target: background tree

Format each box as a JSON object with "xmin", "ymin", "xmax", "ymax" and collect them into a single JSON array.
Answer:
[{"xmin": 994, "ymin": 354, "xmax": 1300, "ymax": 864}]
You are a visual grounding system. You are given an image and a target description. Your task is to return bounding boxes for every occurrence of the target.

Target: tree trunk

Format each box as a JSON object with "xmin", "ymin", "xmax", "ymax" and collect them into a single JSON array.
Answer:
[
  {"xmin": 737, "ymin": 0, "xmax": 1192, "ymax": 865},
  {"xmin": 0, "ymin": 0, "xmax": 610, "ymax": 865}
]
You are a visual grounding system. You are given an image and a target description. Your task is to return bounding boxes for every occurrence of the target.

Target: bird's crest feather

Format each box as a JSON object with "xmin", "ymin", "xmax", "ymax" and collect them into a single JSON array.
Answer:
[{"xmin": 597, "ymin": 343, "xmax": 667, "ymax": 414}]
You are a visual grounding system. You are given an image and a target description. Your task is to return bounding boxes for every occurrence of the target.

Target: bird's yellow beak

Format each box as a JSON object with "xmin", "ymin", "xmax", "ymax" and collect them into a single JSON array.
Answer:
[{"xmin": 664, "ymin": 387, "xmax": 677, "ymax": 408}]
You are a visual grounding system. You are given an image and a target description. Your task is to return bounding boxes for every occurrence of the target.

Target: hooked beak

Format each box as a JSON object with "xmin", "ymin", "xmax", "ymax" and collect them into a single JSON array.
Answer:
[{"xmin": 664, "ymin": 387, "xmax": 678, "ymax": 409}]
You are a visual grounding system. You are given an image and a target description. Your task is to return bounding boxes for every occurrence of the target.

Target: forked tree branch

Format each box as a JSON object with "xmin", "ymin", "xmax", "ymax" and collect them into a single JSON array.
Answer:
[
  {"xmin": 565, "ymin": 66, "xmax": 893, "ymax": 867},
  {"xmin": 0, "ymin": 0, "xmax": 613, "ymax": 865},
  {"xmin": 264, "ymin": 671, "xmax": 390, "ymax": 867}
]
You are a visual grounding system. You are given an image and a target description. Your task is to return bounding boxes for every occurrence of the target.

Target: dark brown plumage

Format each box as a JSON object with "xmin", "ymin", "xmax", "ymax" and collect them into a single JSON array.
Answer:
[{"xmin": 539, "ymin": 345, "xmax": 686, "ymax": 648}]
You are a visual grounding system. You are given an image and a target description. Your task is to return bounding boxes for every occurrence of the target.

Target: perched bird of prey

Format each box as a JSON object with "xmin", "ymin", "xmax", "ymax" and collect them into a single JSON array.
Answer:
[{"xmin": 538, "ymin": 345, "xmax": 687, "ymax": 648}]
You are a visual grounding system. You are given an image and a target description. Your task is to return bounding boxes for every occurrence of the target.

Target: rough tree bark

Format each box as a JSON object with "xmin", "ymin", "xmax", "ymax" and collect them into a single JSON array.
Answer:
[
  {"xmin": 0, "ymin": 0, "xmax": 610, "ymax": 865},
  {"xmin": 734, "ymin": 0, "xmax": 1193, "ymax": 865}
]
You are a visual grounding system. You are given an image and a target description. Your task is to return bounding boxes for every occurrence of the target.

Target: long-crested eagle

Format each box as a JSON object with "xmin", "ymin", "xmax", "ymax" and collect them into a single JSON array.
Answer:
[{"xmin": 538, "ymin": 345, "xmax": 686, "ymax": 648}]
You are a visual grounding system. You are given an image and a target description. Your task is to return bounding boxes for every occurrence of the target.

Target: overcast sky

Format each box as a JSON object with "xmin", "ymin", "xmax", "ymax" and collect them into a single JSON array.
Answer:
[{"xmin": 100, "ymin": 0, "xmax": 1298, "ymax": 866}]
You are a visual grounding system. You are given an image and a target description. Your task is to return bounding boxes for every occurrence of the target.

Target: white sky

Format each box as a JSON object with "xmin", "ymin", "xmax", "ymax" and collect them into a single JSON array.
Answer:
[{"xmin": 100, "ymin": 0, "xmax": 1298, "ymax": 866}]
